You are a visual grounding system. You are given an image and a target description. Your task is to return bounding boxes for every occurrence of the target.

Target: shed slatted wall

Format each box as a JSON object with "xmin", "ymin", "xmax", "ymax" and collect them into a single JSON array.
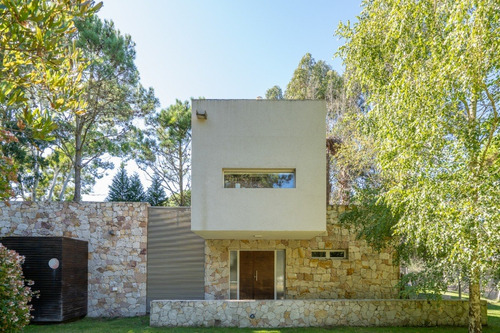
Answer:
[
  {"xmin": 147, "ymin": 207, "xmax": 204, "ymax": 311},
  {"xmin": 62, "ymin": 239, "xmax": 88, "ymax": 320},
  {"xmin": 0, "ymin": 237, "xmax": 87, "ymax": 322}
]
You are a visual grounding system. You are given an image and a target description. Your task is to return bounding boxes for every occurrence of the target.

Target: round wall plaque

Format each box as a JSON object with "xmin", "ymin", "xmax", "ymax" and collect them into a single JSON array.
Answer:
[{"xmin": 48, "ymin": 258, "xmax": 60, "ymax": 269}]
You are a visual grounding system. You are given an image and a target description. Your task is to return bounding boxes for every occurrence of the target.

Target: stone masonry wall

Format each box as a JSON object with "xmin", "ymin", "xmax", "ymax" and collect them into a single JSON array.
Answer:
[
  {"xmin": 205, "ymin": 205, "xmax": 399, "ymax": 300},
  {"xmin": 150, "ymin": 299, "xmax": 488, "ymax": 328},
  {"xmin": 0, "ymin": 201, "xmax": 148, "ymax": 317}
]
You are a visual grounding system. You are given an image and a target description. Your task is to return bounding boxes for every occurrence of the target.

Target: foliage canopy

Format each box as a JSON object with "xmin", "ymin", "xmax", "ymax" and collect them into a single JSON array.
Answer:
[{"xmin": 338, "ymin": 1, "xmax": 499, "ymax": 331}]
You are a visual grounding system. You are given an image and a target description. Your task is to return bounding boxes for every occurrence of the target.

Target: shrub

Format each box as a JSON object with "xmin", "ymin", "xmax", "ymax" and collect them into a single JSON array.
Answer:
[{"xmin": 0, "ymin": 243, "xmax": 33, "ymax": 332}]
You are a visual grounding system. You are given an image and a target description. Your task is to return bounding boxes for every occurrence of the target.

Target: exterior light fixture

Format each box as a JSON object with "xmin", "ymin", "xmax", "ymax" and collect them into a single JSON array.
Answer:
[
  {"xmin": 253, "ymin": 234, "xmax": 263, "ymax": 238},
  {"xmin": 196, "ymin": 110, "xmax": 207, "ymax": 120}
]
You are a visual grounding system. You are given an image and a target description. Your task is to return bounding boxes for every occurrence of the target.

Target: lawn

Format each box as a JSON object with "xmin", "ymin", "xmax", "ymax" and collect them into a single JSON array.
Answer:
[{"xmin": 24, "ymin": 301, "xmax": 500, "ymax": 333}]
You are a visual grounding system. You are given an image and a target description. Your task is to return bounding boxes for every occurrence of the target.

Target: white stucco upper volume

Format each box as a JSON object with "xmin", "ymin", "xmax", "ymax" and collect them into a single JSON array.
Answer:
[{"xmin": 191, "ymin": 99, "xmax": 326, "ymax": 239}]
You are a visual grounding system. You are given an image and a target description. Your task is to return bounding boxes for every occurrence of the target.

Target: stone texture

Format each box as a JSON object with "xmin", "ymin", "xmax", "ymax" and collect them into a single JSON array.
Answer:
[
  {"xmin": 150, "ymin": 299, "xmax": 488, "ymax": 327},
  {"xmin": 205, "ymin": 205, "xmax": 400, "ymax": 300},
  {"xmin": 0, "ymin": 201, "xmax": 148, "ymax": 317}
]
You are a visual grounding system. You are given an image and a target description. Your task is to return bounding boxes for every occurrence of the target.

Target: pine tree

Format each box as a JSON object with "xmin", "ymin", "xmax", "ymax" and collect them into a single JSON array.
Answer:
[
  {"xmin": 137, "ymin": 99, "xmax": 191, "ymax": 206},
  {"xmin": 127, "ymin": 173, "xmax": 146, "ymax": 202},
  {"xmin": 106, "ymin": 164, "xmax": 130, "ymax": 201},
  {"xmin": 146, "ymin": 174, "xmax": 167, "ymax": 206}
]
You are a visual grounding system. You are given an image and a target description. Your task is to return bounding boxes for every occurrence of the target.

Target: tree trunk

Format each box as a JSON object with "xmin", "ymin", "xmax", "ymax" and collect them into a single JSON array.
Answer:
[
  {"xmin": 338, "ymin": 167, "xmax": 350, "ymax": 205},
  {"xmin": 46, "ymin": 167, "xmax": 60, "ymax": 201},
  {"xmin": 59, "ymin": 170, "xmax": 72, "ymax": 201},
  {"xmin": 73, "ymin": 116, "xmax": 83, "ymax": 202},
  {"xmin": 468, "ymin": 267, "xmax": 482, "ymax": 333},
  {"xmin": 458, "ymin": 278, "xmax": 462, "ymax": 300},
  {"xmin": 73, "ymin": 150, "xmax": 82, "ymax": 202},
  {"xmin": 31, "ymin": 147, "xmax": 39, "ymax": 201}
]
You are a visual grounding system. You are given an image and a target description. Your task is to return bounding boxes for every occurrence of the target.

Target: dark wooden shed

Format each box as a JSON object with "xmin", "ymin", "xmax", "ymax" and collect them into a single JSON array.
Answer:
[{"xmin": 0, "ymin": 237, "xmax": 88, "ymax": 322}]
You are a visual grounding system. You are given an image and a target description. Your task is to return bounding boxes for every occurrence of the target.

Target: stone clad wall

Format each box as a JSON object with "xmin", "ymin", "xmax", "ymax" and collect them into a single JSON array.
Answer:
[
  {"xmin": 150, "ymin": 299, "xmax": 488, "ymax": 328},
  {"xmin": 205, "ymin": 205, "xmax": 399, "ymax": 300},
  {"xmin": 0, "ymin": 201, "xmax": 148, "ymax": 317}
]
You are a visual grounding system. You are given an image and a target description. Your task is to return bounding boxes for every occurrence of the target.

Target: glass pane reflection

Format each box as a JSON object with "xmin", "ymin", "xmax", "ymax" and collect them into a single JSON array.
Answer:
[{"xmin": 229, "ymin": 251, "xmax": 238, "ymax": 300}]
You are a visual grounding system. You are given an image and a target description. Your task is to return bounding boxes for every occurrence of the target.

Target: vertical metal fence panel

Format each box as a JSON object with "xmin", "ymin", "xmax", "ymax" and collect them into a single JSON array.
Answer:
[{"xmin": 147, "ymin": 207, "xmax": 205, "ymax": 311}]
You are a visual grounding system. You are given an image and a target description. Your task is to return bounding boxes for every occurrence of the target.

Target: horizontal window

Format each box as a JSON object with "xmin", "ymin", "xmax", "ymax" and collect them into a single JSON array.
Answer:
[
  {"xmin": 311, "ymin": 250, "xmax": 347, "ymax": 259},
  {"xmin": 223, "ymin": 169, "xmax": 295, "ymax": 189}
]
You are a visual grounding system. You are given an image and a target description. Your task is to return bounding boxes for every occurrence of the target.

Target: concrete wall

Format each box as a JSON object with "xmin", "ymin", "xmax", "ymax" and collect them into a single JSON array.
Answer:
[
  {"xmin": 191, "ymin": 99, "xmax": 326, "ymax": 239},
  {"xmin": 205, "ymin": 205, "xmax": 399, "ymax": 300},
  {"xmin": 150, "ymin": 299, "xmax": 488, "ymax": 328},
  {"xmin": 0, "ymin": 201, "xmax": 148, "ymax": 317}
]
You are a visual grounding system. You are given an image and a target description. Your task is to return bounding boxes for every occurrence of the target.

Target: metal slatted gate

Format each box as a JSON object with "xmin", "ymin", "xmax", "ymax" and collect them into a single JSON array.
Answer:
[{"xmin": 147, "ymin": 207, "xmax": 205, "ymax": 312}]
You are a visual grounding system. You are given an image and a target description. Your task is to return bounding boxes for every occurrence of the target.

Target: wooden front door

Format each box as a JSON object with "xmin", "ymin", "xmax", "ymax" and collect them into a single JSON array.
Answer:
[{"xmin": 239, "ymin": 251, "xmax": 274, "ymax": 299}]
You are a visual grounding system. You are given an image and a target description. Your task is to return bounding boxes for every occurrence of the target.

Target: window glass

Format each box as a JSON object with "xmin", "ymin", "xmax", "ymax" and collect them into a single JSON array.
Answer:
[
  {"xmin": 311, "ymin": 250, "xmax": 347, "ymax": 259},
  {"xmin": 330, "ymin": 250, "xmax": 346, "ymax": 258},
  {"xmin": 311, "ymin": 251, "xmax": 327, "ymax": 258},
  {"xmin": 229, "ymin": 251, "xmax": 238, "ymax": 299},
  {"xmin": 276, "ymin": 250, "xmax": 285, "ymax": 299},
  {"xmin": 223, "ymin": 169, "xmax": 295, "ymax": 188}
]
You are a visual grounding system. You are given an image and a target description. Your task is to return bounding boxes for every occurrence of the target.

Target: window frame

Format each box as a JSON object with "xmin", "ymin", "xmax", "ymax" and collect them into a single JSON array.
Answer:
[
  {"xmin": 311, "ymin": 249, "xmax": 348, "ymax": 260},
  {"xmin": 222, "ymin": 168, "xmax": 296, "ymax": 189}
]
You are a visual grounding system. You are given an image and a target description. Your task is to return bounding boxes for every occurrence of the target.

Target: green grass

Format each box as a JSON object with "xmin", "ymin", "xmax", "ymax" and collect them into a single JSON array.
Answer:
[{"xmin": 24, "ymin": 301, "xmax": 500, "ymax": 333}]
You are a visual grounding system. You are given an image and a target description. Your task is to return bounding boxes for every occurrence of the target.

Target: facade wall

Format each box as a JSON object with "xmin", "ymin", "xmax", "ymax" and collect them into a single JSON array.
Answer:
[
  {"xmin": 150, "ymin": 299, "xmax": 488, "ymax": 328},
  {"xmin": 191, "ymin": 99, "xmax": 326, "ymax": 239},
  {"xmin": 0, "ymin": 201, "xmax": 148, "ymax": 317},
  {"xmin": 205, "ymin": 206, "xmax": 399, "ymax": 300}
]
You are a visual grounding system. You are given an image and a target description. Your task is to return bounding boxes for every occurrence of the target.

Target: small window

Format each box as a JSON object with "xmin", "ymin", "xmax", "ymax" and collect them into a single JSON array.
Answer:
[
  {"xmin": 311, "ymin": 250, "xmax": 347, "ymax": 259},
  {"xmin": 330, "ymin": 250, "xmax": 346, "ymax": 259},
  {"xmin": 223, "ymin": 169, "xmax": 295, "ymax": 188},
  {"xmin": 311, "ymin": 251, "xmax": 327, "ymax": 258}
]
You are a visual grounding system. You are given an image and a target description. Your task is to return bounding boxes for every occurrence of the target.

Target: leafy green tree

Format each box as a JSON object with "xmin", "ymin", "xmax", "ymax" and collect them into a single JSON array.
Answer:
[
  {"xmin": 285, "ymin": 53, "xmax": 360, "ymax": 204},
  {"xmin": 0, "ymin": 0, "xmax": 101, "ymax": 201},
  {"xmin": 43, "ymin": 148, "xmax": 74, "ymax": 201},
  {"xmin": 165, "ymin": 190, "xmax": 191, "ymax": 207},
  {"xmin": 265, "ymin": 85, "xmax": 283, "ymax": 100},
  {"xmin": 0, "ymin": 130, "xmax": 17, "ymax": 200},
  {"xmin": 1, "ymin": 110, "xmax": 46, "ymax": 200},
  {"xmin": 137, "ymin": 99, "xmax": 191, "ymax": 206},
  {"xmin": 106, "ymin": 164, "xmax": 130, "ymax": 202},
  {"xmin": 146, "ymin": 174, "xmax": 167, "ymax": 206},
  {"xmin": 284, "ymin": 53, "xmax": 335, "ymax": 100},
  {"xmin": 53, "ymin": 15, "xmax": 157, "ymax": 202},
  {"xmin": 338, "ymin": 1, "xmax": 499, "ymax": 331},
  {"xmin": 127, "ymin": 173, "xmax": 146, "ymax": 202}
]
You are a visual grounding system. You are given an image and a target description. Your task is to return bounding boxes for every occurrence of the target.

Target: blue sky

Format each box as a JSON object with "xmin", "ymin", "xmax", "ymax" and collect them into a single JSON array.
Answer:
[{"xmin": 85, "ymin": 0, "xmax": 363, "ymax": 200}]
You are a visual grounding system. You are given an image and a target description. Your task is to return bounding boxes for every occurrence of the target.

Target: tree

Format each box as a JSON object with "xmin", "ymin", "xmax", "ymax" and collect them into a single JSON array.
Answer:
[
  {"xmin": 284, "ymin": 53, "xmax": 359, "ymax": 204},
  {"xmin": 265, "ymin": 85, "xmax": 283, "ymax": 100},
  {"xmin": 106, "ymin": 165, "xmax": 146, "ymax": 202},
  {"xmin": 127, "ymin": 173, "xmax": 146, "ymax": 202},
  {"xmin": 0, "ymin": 0, "xmax": 101, "ymax": 201},
  {"xmin": 338, "ymin": 1, "xmax": 499, "ymax": 332},
  {"xmin": 106, "ymin": 164, "xmax": 129, "ymax": 202},
  {"xmin": 53, "ymin": 15, "xmax": 157, "ymax": 202},
  {"xmin": 146, "ymin": 174, "xmax": 167, "ymax": 206},
  {"xmin": 165, "ymin": 189, "xmax": 191, "ymax": 207},
  {"xmin": 137, "ymin": 99, "xmax": 191, "ymax": 206},
  {"xmin": 284, "ymin": 53, "xmax": 334, "ymax": 100}
]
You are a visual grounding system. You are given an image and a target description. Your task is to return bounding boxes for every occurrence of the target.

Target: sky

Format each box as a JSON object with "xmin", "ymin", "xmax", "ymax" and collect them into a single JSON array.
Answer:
[{"xmin": 83, "ymin": 0, "xmax": 363, "ymax": 201}]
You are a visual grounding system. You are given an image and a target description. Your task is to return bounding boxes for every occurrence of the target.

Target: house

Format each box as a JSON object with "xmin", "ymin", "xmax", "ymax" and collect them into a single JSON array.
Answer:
[{"xmin": 191, "ymin": 99, "xmax": 399, "ymax": 301}]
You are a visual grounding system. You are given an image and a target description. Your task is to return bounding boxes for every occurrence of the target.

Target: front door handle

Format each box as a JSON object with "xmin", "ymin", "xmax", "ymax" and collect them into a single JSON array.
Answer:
[{"xmin": 255, "ymin": 270, "xmax": 258, "ymax": 281}]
